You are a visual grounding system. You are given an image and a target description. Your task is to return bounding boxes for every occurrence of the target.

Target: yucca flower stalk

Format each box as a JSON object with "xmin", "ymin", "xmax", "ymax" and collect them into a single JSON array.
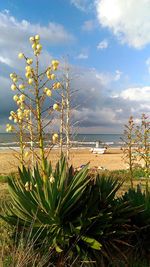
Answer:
[
  {"xmin": 135, "ymin": 114, "xmax": 150, "ymax": 193},
  {"xmin": 6, "ymin": 35, "xmax": 62, "ymax": 179},
  {"xmin": 121, "ymin": 116, "xmax": 137, "ymax": 189}
]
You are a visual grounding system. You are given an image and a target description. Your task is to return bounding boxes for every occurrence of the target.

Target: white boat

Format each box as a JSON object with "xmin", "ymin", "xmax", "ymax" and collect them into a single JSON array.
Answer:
[{"xmin": 91, "ymin": 147, "xmax": 107, "ymax": 154}]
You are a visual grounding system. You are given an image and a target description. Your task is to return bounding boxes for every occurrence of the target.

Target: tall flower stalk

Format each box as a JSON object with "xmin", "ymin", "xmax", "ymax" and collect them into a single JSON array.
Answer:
[
  {"xmin": 136, "ymin": 114, "xmax": 150, "ymax": 193},
  {"xmin": 6, "ymin": 35, "xmax": 61, "ymax": 179},
  {"xmin": 121, "ymin": 116, "xmax": 137, "ymax": 189}
]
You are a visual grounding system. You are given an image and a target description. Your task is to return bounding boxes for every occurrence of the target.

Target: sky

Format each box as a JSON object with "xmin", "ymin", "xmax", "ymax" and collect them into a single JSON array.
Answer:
[{"xmin": 0, "ymin": 0, "xmax": 150, "ymax": 133}]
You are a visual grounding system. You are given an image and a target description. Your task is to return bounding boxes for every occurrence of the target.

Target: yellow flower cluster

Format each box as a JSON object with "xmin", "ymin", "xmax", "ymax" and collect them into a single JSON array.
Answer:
[
  {"xmin": 29, "ymin": 35, "xmax": 42, "ymax": 56},
  {"xmin": 46, "ymin": 69, "xmax": 56, "ymax": 80},
  {"xmin": 53, "ymin": 82, "xmax": 61, "ymax": 90},
  {"xmin": 25, "ymin": 65, "xmax": 34, "ymax": 85},
  {"xmin": 44, "ymin": 87, "xmax": 52, "ymax": 97},
  {"xmin": 6, "ymin": 124, "xmax": 14, "ymax": 132},
  {"xmin": 9, "ymin": 108, "xmax": 29, "ymax": 124},
  {"xmin": 13, "ymin": 94, "xmax": 26, "ymax": 106},
  {"xmin": 52, "ymin": 133, "xmax": 59, "ymax": 143},
  {"xmin": 10, "ymin": 73, "xmax": 18, "ymax": 84},
  {"xmin": 51, "ymin": 60, "xmax": 59, "ymax": 71}
]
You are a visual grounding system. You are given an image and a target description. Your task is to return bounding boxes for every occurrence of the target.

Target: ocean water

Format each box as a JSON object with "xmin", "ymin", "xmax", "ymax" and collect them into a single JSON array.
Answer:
[
  {"xmin": 0, "ymin": 133, "xmax": 124, "ymax": 149},
  {"xmin": 74, "ymin": 134, "xmax": 123, "ymax": 143}
]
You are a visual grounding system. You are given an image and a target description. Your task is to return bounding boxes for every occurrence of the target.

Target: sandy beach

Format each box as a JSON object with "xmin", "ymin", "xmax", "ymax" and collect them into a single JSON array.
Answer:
[{"xmin": 0, "ymin": 147, "xmax": 126, "ymax": 174}]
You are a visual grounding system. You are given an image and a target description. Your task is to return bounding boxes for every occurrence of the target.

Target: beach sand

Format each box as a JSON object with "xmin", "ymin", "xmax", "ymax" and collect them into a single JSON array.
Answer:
[{"xmin": 0, "ymin": 148, "xmax": 126, "ymax": 174}]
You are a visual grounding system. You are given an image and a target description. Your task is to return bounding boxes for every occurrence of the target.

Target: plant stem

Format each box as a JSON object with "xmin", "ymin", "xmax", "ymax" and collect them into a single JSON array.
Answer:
[
  {"xmin": 66, "ymin": 68, "xmax": 70, "ymax": 163},
  {"xmin": 35, "ymin": 56, "xmax": 46, "ymax": 179},
  {"xmin": 60, "ymin": 91, "xmax": 64, "ymax": 155},
  {"xmin": 19, "ymin": 122, "xmax": 24, "ymax": 171}
]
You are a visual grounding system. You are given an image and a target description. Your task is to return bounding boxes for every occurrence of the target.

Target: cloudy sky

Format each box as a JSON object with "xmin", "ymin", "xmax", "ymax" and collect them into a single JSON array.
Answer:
[{"xmin": 0, "ymin": 0, "xmax": 150, "ymax": 133}]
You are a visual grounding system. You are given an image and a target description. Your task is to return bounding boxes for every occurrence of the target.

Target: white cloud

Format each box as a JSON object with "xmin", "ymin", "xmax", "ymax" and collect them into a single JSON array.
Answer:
[
  {"xmin": 0, "ymin": 10, "xmax": 74, "ymax": 69},
  {"xmin": 96, "ymin": 0, "xmax": 150, "ymax": 49},
  {"xmin": 76, "ymin": 53, "xmax": 88, "ymax": 59},
  {"xmin": 120, "ymin": 87, "xmax": 150, "ymax": 102},
  {"xmin": 96, "ymin": 69, "xmax": 122, "ymax": 85},
  {"xmin": 114, "ymin": 70, "xmax": 122, "ymax": 81},
  {"xmin": 0, "ymin": 10, "xmax": 74, "ymax": 45},
  {"xmin": 97, "ymin": 39, "xmax": 108, "ymax": 50},
  {"xmin": 71, "ymin": 0, "xmax": 93, "ymax": 12},
  {"xmin": 0, "ymin": 56, "xmax": 13, "ymax": 66},
  {"xmin": 82, "ymin": 20, "xmax": 96, "ymax": 31}
]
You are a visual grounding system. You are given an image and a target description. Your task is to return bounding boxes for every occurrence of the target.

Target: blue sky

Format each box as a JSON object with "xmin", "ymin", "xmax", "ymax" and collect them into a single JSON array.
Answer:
[{"xmin": 0, "ymin": 0, "xmax": 149, "ymax": 133}]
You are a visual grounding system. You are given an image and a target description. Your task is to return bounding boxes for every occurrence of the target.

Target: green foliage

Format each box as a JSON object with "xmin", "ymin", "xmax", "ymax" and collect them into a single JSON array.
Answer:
[
  {"xmin": 0, "ymin": 175, "xmax": 8, "ymax": 183},
  {"xmin": 1, "ymin": 156, "xmax": 101, "ymax": 265},
  {"xmin": 1, "ymin": 156, "xmax": 143, "ymax": 266},
  {"xmin": 122, "ymin": 187, "xmax": 150, "ymax": 262}
]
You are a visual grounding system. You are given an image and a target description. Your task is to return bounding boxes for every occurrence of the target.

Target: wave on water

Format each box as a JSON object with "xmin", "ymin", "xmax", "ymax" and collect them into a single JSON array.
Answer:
[{"xmin": 0, "ymin": 133, "xmax": 125, "ymax": 149}]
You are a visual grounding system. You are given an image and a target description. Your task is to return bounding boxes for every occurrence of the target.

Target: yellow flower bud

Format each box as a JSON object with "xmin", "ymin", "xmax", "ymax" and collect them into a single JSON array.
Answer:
[
  {"xmin": 13, "ymin": 95, "xmax": 18, "ymax": 102},
  {"xmin": 35, "ymin": 34, "xmax": 40, "ymax": 41},
  {"xmin": 53, "ymin": 66, "xmax": 58, "ymax": 71},
  {"xmin": 27, "ymin": 58, "xmax": 33, "ymax": 65},
  {"xmin": 52, "ymin": 60, "xmax": 59, "ymax": 66},
  {"xmin": 19, "ymin": 84, "xmax": 25, "ymax": 90},
  {"xmin": 10, "ymin": 73, "xmax": 14, "ymax": 79},
  {"xmin": 29, "ymin": 36, "xmax": 34, "ymax": 43},
  {"xmin": 46, "ymin": 89, "xmax": 52, "ymax": 97},
  {"xmin": 46, "ymin": 70, "xmax": 51, "ymax": 76},
  {"xmin": 17, "ymin": 111, "xmax": 23, "ymax": 119},
  {"xmin": 11, "ymin": 84, "xmax": 16, "ymax": 91},
  {"xmin": 28, "ymin": 78, "xmax": 33, "ymax": 85},
  {"xmin": 25, "ymin": 66, "xmax": 32, "ymax": 71},
  {"xmin": 53, "ymin": 103, "xmax": 60, "ymax": 111},
  {"xmin": 9, "ymin": 116, "xmax": 13, "ymax": 120},
  {"xmin": 47, "ymin": 74, "xmax": 51, "ymax": 80},
  {"xmin": 56, "ymin": 82, "xmax": 61, "ymax": 89},
  {"xmin": 13, "ymin": 77, "xmax": 18, "ymax": 83},
  {"xmin": 32, "ymin": 43, "xmax": 37, "ymax": 50},
  {"xmin": 20, "ymin": 94, "xmax": 25, "ymax": 102},
  {"xmin": 43, "ymin": 87, "xmax": 47, "ymax": 93},
  {"xmin": 17, "ymin": 100, "xmax": 21, "ymax": 105},
  {"xmin": 53, "ymin": 83, "xmax": 57, "ymax": 89},
  {"xmin": 14, "ymin": 118, "xmax": 18, "ymax": 123},
  {"xmin": 34, "ymin": 51, "xmax": 38, "ymax": 56},
  {"xmin": 36, "ymin": 44, "xmax": 42, "ymax": 50},
  {"xmin": 21, "ymin": 104, "xmax": 25, "ymax": 110},
  {"xmin": 51, "ymin": 74, "xmax": 56, "ymax": 80},
  {"xmin": 25, "ymin": 72, "xmax": 31, "ymax": 78},
  {"xmin": 18, "ymin": 53, "xmax": 24, "ymax": 59},
  {"xmin": 10, "ymin": 111, "xmax": 15, "ymax": 116},
  {"xmin": 52, "ymin": 133, "xmax": 59, "ymax": 143}
]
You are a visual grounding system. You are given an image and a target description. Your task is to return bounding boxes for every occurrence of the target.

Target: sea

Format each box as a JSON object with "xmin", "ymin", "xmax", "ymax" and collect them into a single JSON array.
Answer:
[{"xmin": 0, "ymin": 133, "xmax": 124, "ymax": 149}]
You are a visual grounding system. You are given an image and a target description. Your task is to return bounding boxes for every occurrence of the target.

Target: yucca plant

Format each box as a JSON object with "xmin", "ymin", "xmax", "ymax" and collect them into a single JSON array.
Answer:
[
  {"xmin": 122, "ymin": 187, "xmax": 150, "ymax": 263},
  {"xmin": 79, "ymin": 174, "xmax": 143, "ymax": 266},
  {"xmin": 1, "ymin": 156, "xmax": 102, "ymax": 266},
  {"xmin": 1, "ymin": 157, "xmax": 142, "ymax": 266}
]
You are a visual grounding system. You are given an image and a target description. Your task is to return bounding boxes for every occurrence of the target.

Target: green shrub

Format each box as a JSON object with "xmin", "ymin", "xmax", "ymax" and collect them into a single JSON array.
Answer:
[
  {"xmin": 1, "ymin": 156, "xmax": 142, "ymax": 266},
  {"xmin": 122, "ymin": 187, "xmax": 150, "ymax": 263}
]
